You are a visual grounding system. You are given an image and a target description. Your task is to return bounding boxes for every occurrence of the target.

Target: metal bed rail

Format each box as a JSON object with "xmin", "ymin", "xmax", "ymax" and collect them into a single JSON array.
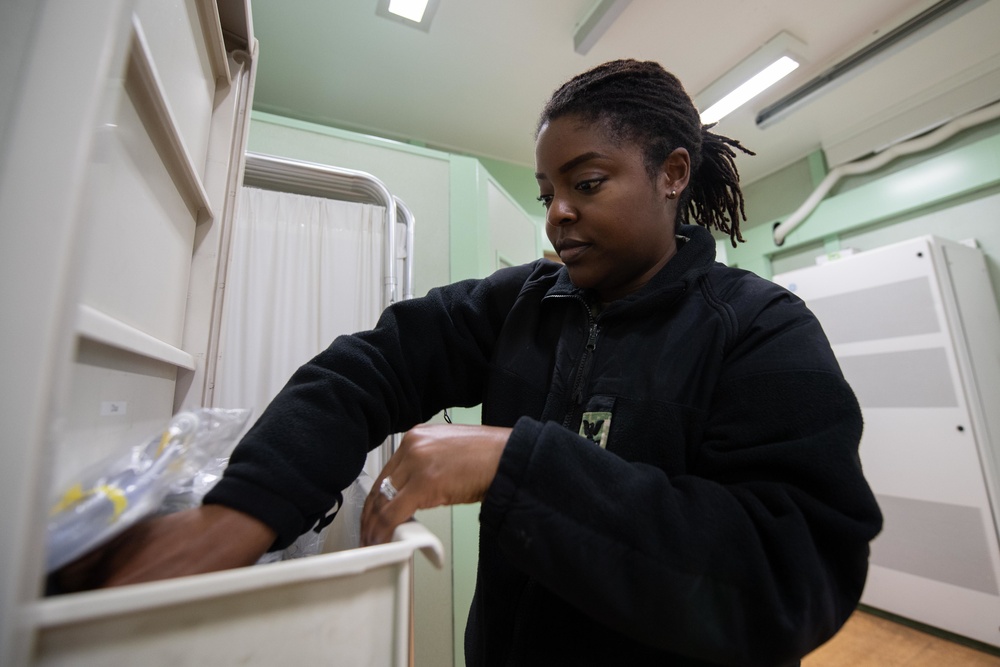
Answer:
[
  {"xmin": 243, "ymin": 151, "xmax": 415, "ymax": 307},
  {"xmin": 241, "ymin": 151, "xmax": 416, "ymax": 461}
]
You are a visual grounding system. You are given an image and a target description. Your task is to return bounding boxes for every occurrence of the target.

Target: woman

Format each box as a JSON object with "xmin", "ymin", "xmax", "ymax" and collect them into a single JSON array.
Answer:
[{"xmin": 62, "ymin": 60, "xmax": 882, "ymax": 666}]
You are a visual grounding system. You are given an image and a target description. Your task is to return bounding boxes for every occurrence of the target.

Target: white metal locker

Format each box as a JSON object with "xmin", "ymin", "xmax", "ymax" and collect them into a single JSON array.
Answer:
[
  {"xmin": 1, "ymin": 3, "xmax": 443, "ymax": 664},
  {"xmin": 0, "ymin": 1, "xmax": 258, "ymax": 663},
  {"xmin": 772, "ymin": 235, "xmax": 1000, "ymax": 647}
]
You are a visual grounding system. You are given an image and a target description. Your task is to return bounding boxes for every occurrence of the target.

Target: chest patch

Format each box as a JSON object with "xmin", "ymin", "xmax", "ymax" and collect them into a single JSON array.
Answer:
[{"xmin": 579, "ymin": 411, "xmax": 612, "ymax": 448}]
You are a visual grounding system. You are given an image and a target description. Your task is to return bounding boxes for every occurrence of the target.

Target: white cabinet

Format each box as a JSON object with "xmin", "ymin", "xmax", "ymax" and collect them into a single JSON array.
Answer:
[
  {"xmin": 31, "ymin": 520, "xmax": 444, "ymax": 667},
  {"xmin": 1, "ymin": 6, "xmax": 442, "ymax": 664},
  {"xmin": 0, "ymin": 1, "xmax": 255, "ymax": 663},
  {"xmin": 773, "ymin": 236, "xmax": 1000, "ymax": 647}
]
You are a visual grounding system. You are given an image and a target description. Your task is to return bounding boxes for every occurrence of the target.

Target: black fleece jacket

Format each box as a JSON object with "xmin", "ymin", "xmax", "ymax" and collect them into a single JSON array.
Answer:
[{"xmin": 205, "ymin": 224, "xmax": 882, "ymax": 666}]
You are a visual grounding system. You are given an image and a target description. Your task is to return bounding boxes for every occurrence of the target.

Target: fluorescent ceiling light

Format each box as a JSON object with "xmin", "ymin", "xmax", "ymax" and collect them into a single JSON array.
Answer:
[
  {"xmin": 695, "ymin": 31, "xmax": 805, "ymax": 125},
  {"xmin": 388, "ymin": 0, "xmax": 428, "ymax": 22},
  {"xmin": 756, "ymin": 0, "xmax": 987, "ymax": 128},
  {"xmin": 376, "ymin": 0, "xmax": 440, "ymax": 31},
  {"xmin": 700, "ymin": 56, "xmax": 799, "ymax": 125}
]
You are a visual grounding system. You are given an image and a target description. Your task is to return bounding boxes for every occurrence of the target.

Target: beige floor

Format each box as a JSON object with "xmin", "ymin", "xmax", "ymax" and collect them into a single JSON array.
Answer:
[{"xmin": 803, "ymin": 610, "xmax": 1000, "ymax": 667}]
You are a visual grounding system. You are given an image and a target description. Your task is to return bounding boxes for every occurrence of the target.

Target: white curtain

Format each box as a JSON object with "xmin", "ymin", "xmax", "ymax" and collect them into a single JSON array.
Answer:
[{"xmin": 214, "ymin": 187, "xmax": 385, "ymax": 434}]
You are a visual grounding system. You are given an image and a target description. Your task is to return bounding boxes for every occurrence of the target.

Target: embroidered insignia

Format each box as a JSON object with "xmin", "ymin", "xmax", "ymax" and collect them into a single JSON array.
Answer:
[{"xmin": 580, "ymin": 411, "xmax": 612, "ymax": 448}]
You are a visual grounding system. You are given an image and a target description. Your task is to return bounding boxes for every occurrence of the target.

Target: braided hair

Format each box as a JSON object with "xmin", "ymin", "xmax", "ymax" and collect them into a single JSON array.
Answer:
[{"xmin": 538, "ymin": 59, "xmax": 754, "ymax": 247}]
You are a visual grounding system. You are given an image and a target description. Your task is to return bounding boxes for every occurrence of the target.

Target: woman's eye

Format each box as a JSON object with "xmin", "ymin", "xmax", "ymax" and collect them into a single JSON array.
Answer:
[
  {"xmin": 576, "ymin": 178, "xmax": 605, "ymax": 192},
  {"xmin": 536, "ymin": 194, "xmax": 553, "ymax": 208}
]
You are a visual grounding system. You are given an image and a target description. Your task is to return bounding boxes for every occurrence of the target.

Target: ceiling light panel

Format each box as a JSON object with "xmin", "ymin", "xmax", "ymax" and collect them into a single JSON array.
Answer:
[
  {"xmin": 376, "ymin": 0, "xmax": 440, "ymax": 31},
  {"xmin": 695, "ymin": 31, "xmax": 806, "ymax": 125}
]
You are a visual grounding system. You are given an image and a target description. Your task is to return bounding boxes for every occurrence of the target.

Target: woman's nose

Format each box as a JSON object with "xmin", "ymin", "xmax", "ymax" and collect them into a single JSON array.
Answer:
[{"xmin": 546, "ymin": 196, "xmax": 577, "ymax": 227}]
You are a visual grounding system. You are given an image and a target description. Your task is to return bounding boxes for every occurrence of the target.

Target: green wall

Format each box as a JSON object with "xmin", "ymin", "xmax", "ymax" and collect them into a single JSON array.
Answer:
[
  {"xmin": 727, "ymin": 119, "xmax": 1000, "ymax": 317},
  {"xmin": 477, "ymin": 156, "xmax": 542, "ymax": 220}
]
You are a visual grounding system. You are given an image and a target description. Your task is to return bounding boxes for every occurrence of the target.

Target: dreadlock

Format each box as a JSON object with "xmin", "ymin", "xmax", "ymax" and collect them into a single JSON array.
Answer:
[{"xmin": 538, "ymin": 59, "xmax": 754, "ymax": 247}]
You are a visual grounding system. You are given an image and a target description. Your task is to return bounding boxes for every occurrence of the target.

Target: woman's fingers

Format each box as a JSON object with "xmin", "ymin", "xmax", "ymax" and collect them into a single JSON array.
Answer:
[
  {"xmin": 362, "ymin": 481, "xmax": 418, "ymax": 546},
  {"xmin": 361, "ymin": 423, "xmax": 511, "ymax": 545},
  {"xmin": 362, "ymin": 469, "xmax": 410, "ymax": 545},
  {"xmin": 52, "ymin": 505, "xmax": 276, "ymax": 591}
]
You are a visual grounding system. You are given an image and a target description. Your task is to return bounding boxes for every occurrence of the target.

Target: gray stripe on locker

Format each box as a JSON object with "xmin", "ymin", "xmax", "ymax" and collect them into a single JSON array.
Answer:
[
  {"xmin": 806, "ymin": 277, "xmax": 939, "ymax": 345},
  {"xmin": 870, "ymin": 493, "xmax": 999, "ymax": 595},
  {"xmin": 838, "ymin": 348, "xmax": 957, "ymax": 408}
]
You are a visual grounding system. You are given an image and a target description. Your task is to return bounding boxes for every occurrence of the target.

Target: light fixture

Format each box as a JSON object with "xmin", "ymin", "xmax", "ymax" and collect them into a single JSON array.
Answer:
[
  {"xmin": 695, "ymin": 31, "xmax": 805, "ymax": 125},
  {"xmin": 376, "ymin": 0, "xmax": 440, "ymax": 31},
  {"xmin": 756, "ymin": 0, "xmax": 987, "ymax": 128}
]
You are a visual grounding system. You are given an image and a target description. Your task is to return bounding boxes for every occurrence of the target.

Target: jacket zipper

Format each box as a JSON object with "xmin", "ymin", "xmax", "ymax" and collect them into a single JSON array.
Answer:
[{"xmin": 562, "ymin": 303, "xmax": 599, "ymax": 429}]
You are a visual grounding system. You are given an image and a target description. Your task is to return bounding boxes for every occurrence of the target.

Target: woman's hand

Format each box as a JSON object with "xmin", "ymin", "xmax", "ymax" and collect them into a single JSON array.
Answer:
[
  {"xmin": 361, "ymin": 423, "xmax": 510, "ymax": 546},
  {"xmin": 53, "ymin": 504, "xmax": 276, "ymax": 591}
]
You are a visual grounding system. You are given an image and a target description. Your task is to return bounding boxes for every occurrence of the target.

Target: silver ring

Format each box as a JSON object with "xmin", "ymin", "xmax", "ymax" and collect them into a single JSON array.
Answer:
[{"xmin": 379, "ymin": 477, "xmax": 398, "ymax": 502}]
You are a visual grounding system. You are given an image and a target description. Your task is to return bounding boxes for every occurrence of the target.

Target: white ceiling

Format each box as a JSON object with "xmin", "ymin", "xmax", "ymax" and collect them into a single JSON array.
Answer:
[{"xmin": 249, "ymin": 0, "xmax": 1000, "ymax": 186}]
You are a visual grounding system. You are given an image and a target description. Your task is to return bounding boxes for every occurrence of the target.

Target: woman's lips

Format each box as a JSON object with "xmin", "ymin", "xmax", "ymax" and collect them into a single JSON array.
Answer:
[{"xmin": 557, "ymin": 241, "xmax": 590, "ymax": 263}]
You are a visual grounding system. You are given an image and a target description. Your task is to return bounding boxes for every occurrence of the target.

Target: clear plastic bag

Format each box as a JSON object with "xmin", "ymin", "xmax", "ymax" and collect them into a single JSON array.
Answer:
[
  {"xmin": 336, "ymin": 470, "xmax": 372, "ymax": 550},
  {"xmin": 45, "ymin": 408, "xmax": 251, "ymax": 573},
  {"xmin": 257, "ymin": 470, "xmax": 373, "ymax": 564}
]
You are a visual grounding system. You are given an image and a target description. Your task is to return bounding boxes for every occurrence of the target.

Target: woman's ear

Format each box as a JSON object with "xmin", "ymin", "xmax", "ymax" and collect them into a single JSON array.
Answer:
[{"xmin": 661, "ymin": 148, "xmax": 691, "ymax": 200}]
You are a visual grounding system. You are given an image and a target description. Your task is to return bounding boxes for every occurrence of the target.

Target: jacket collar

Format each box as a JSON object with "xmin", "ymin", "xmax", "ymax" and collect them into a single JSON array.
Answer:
[{"xmin": 540, "ymin": 224, "xmax": 717, "ymax": 313}]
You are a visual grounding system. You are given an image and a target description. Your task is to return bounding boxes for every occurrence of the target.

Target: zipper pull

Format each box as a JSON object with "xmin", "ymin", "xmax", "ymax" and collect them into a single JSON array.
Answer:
[
  {"xmin": 585, "ymin": 321, "xmax": 598, "ymax": 351},
  {"xmin": 572, "ymin": 322, "xmax": 600, "ymax": 405}
]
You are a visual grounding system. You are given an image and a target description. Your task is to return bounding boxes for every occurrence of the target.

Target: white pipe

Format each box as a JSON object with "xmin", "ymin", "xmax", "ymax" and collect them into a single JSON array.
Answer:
[{"xmin": 773, "ymin": 99, "xmax": 1000, "ymax": 246}]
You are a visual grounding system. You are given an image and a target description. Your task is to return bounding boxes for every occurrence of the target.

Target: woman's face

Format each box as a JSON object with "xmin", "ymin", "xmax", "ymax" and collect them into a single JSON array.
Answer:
[{"xmin": 535, "ymin": 115, "xmax": 687, "ymax": 303}]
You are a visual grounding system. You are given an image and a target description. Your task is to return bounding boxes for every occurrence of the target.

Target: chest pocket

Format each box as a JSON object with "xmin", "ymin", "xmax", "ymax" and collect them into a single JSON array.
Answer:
[
  {"xmin": 575, "ymin": 391, "xmax": 698, "ymax": 473},
  {"xmin": 578, "ymin": 395, "xmax": 616, "ymax": 448}
]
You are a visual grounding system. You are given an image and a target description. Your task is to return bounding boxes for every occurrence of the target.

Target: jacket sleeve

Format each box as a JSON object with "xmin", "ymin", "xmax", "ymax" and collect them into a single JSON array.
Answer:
[
  {"xmin": 204, "ymin": 262, "xmax": 541, "ymax": 549},
  {"xmin": 479, "ymin": 280, "xmax": 883, "ymax": 666}
]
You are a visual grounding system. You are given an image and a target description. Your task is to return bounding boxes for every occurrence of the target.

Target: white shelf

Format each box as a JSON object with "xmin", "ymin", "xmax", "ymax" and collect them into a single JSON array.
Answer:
[
  {"xmin": 129, "ymin": 16, "xmax": 215, "ymax": 222},
  {"xmin": 195, "ymin": 0, "xmax": 232, "ymax": 86},
  {"xmin": 76, "ymin": 304, "xmax": 196, "ymax": 370}
]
